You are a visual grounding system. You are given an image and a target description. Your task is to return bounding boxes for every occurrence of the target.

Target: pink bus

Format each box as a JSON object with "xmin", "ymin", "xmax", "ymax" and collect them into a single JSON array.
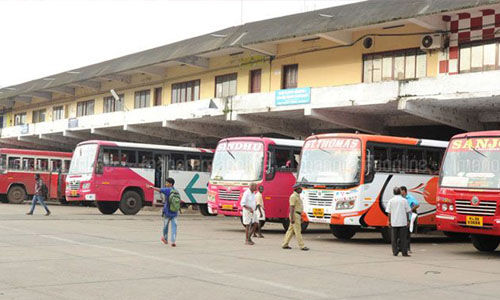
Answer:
[
  {"xmin": 207, "ymin": 137, "xmax": 305, "ymax": 231},
  {"xmin": 66, "ymin": 140, "xmax": 214, "ymax": 215}
]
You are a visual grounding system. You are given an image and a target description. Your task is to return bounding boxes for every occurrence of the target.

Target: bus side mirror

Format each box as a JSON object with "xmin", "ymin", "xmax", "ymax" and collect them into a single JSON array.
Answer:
[
  {"xmin": 96, "ymin": 162, "xmax": 104, "ymax": 175},
  {"xmin": 265, "ymin": 151, "xmax": 275, "ymax": 180},
  {"xmin": 365, "ymin": 153, "xmax": 375, "ymax": 183}
]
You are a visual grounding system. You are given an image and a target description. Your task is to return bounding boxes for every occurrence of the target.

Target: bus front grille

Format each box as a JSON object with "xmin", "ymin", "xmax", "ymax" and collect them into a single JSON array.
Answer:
[
  {"xmin": 306, "ymin": 191, "xmax": 334, "ymax": 207},
  {"xmin": 68, "ymin": 182, "xmax": 80, "ymax": 190},
  {"xmin": 218, "ymin": 190, "xmax": 240, "ymax": 201},
  {"xmin": 455, "ymin": 200, "xmax": 497, "ymax": 216}
]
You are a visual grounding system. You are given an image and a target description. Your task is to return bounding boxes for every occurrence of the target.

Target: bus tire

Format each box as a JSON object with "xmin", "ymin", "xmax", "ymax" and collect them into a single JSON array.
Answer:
[
  {"xmin": 96, "ymin": 201, "xmax": 119, "ymax": 215},
  {"xmin": 471, "ymin": 234, "xmax": 500, "ymax": 252},
  {"xmin": 330, "ymin": 225, "xmax": 356, "ymax": 240},
  {"xmin": 380, "ymin": 227, "xmax": 392, "ymax": 243},
  {"xmin": 7, "ymin": 186, "xmax": 27, "ymax": 204},
  {"xmin": 282, "ymin": 219, "xmax": 308, "ymax": 233},
  {"xmin": 443, "ymin": 231, "xmax": 470, "ymax": 239},
  {"xmin": 199, "ymin": 204, "xmax": 216, "ymax": 216},
  {"xmin": 119, "ymin": 191, "xmax": 143, "ymax": 215}
]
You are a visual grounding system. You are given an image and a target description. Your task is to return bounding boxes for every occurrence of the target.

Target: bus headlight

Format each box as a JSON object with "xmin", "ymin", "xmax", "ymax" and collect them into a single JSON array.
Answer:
[
  {"xmin": 442, "ymin": 203, "xmax": 448, "ymax": 212},
  {"xmin": 449, "ymin": 204, "xmax": 454, "ymax": 212},
  {"xmin": 336, "ymin": 200, "xmax": 355, "ymax": 210},
  {"xmin": 82, "ymin": 183, "xmax": 90, "ymax": 190}
]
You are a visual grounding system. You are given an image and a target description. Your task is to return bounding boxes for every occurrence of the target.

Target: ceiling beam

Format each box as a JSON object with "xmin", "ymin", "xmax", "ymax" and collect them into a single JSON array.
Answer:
[
  {"xmin": 134, "ymin": 66, "xmax": 167, "ymax": 77},
  {"xmin": 24, "ymin": 91, "xmax": 52, "ymax": 101},
  {"xmin": 398, "ymin": 99, "xmax": 484, "ymax": 131},
  {"xmin": 98, "ymin": 74, "xmax": 132, "ymax": 84},
  {"xmin": 123, "ymin": 124, "xmax": 196, "ymax": 143},
  {"xmin": 163, "ymin": 120, "xmax": 240, "ymax": 138},
  {"xmin": 18, "ymin": 136, "xmax": 72, "ymax": 150},
  {"xmin": 234, "ymin": 114, "xmax": 310, "ymax": 138},
  {"xmin": 69, "ymin": 80, "xmax": 101, "ymax": 92},
  {"xmin": 45, "ymin": 86, "xmax": 76, "ymax": 96},
  {"xmin": 12, "ymin": 96, "xmax": 32, "ymax": 104},
  {"xmin": 242, "ymin": 43, "xmax": 277, "ymax": 56},
  {"xmin": 317, "ymin": 31, "xmax": 352, "ymax": 45},
  {"xmin": 63, "ymin": 130, "xmax": 91, "ymax": 140},
  {"xmin": 39, "ymin": 134, "xmax": 78, "ymax": 146},
  {"xmin": 304, "ymin": 108, "xmax": 385, "ymax": 134},
  {"xmin": 173, "ymin": 56, "xmax": 209, "ymax": 69}
]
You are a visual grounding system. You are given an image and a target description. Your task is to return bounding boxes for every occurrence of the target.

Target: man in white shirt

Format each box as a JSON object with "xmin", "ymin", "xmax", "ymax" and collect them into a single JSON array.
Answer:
[
  {"xmin": 240, "ymin": 183, "xmax": 258, "ymax": 245},
  {"xmin": 386, "ymin": 187, "xmax": 411, "ymax": 257}
]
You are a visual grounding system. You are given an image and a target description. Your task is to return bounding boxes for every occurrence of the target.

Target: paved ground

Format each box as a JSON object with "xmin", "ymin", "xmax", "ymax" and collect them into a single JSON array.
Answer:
[{"xmin": 1, "ymin": 204, "xmax": 499, "ymax": 300}]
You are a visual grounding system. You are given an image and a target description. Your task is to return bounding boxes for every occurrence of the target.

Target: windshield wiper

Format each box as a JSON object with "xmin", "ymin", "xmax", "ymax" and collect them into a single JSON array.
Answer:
[
  {"xmin": 466, "ymin": 136, "xmax": 487, "ymax": 158},
  {"xmin": 226, "ymin": 150, "xmax": 235, "ymax": 160}
]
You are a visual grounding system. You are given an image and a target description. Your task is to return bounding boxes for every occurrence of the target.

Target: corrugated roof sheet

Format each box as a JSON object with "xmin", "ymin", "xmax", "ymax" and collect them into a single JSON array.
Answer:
[{"xmin": 1, "ymin": 0, "xmax": 499, "ymax": 102}]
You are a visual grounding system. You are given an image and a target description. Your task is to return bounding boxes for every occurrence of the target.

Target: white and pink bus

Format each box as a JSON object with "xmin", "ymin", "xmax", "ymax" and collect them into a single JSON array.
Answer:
[
  {"xmin": 207, "ymin": 137, "xmax": 304, "ymax": 230},
  {"xmin": 66, "ymin": 140, "xmax": 214, "ymax": 215}
]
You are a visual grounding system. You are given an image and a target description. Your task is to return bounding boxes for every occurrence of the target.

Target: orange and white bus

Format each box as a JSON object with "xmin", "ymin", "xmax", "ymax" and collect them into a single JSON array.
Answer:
[{"xmin": 297, "ymin": 133, "xmax": 447, "ymax": 241}]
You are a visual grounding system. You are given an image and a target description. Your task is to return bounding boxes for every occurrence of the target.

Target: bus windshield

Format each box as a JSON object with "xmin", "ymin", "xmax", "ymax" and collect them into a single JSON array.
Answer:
[
  {"xmin": 441, "ymin": 137, "xmax": 500, "ymax": 189},
  {"xmin": 69, "ymin": 144, "xmax": 99, "ymax": 175},
  {"xmin": 211, "ymin": 141, "xmax": 264, "ymax": 181},
  {"xmin": 298, "ymin": 137, "xmax": 361, "ymax": 185}
]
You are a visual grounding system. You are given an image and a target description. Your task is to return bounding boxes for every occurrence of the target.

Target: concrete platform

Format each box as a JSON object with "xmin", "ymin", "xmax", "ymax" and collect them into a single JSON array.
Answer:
[{"xmin": 0, "ymin": 204, "xmax": 499, "ymax": 300}]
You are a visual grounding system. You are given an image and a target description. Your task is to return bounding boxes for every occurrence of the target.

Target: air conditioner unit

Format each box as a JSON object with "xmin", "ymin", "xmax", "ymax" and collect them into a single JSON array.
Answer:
[{"xmin": 420, "ymin": 34, "xmax": 447, "ymax": 50}]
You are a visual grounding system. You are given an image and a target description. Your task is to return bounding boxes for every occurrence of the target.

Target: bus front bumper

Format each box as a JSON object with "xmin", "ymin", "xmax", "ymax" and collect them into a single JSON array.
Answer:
[{"xmin": 437, "ymin": 213, "xmax": 500, "ymax": 235}]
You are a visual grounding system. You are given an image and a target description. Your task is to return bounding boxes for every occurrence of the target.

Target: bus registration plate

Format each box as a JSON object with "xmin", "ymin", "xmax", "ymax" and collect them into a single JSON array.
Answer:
[
  {"xmin": 313, "ymin": 208, "xmax": 324, "ymax": 218},
  {"xmin": 71, "ymin": 190, "xmax": 77, "ymax": 197},
  {"xmin": 466, "ymin": 216, "xmax": 483, "ymax": 227},
  {"xmin": 222, "ymin": 205, "xmax": 233, "ymax": 211}
]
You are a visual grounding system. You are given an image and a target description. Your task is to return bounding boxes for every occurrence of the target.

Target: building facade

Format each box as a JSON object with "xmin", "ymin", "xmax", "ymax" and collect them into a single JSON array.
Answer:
[{"xmin": 1, "ymin": 0, "xmax": 500, "ymax": 150}]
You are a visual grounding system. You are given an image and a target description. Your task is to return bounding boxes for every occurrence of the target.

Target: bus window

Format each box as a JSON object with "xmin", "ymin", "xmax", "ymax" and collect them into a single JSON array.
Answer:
[
  {"xmin": 36, "ymin": 158, "xmax": 49, "ymax": 171},
  {"xmin": 103, "ymin": 148, "xmax": 120, "ymax": 166},
  {"xmin": 138, "ymin": 151, "xmax": 154, "ymax": 168},
  {"xmin": 201, "ymin": 154, "xmax": 212, "ymax": 172},
  {"xmin": 0, "ymin": 154, "xmax": 5, "ymax": 171},
  {"xmin": 8, "ymin": 157, "xmax": 21, "ymax": 170},
  {"xmin": 426, "ymin": 149, "xmax": 442, "ymax": 175},
  {"xmin": 186, "ymin": 154, "xmax": 201, "ymax": 171},
  {"xmin": 51, "ymin": 159, "xmax": 62, "ymax": 172},
  {"xmin": 121, "ymin": 149, "xmax": 137, "ymax": 167},
  {"xmin": 389, "ymin": 147, "xmax": 405, "ymax": 173},
  {"xmin": 274, "ymin": 148, "xmax": 290, "ymax": 169},
  {"xmin": 373, "ymin": 146, "xmax": 389, "ymax": 172},
  {"xmin": 63, "ymin": 160, "xmax": 71, "ymax": 173},
  {"xmin": 407, "ymin": 148, "xmax": 424, "ymax": 174},
  {"xmin": 22, "ymin": 157, "xmax": 34, "ymax": 171},
  {"xmin": 169, "ymin": 153, "xmax": 185, "ymax": 170}
]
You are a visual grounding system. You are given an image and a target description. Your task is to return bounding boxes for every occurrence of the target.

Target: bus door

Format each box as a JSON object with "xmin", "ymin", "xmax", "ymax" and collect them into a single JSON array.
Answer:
[{"xmin": 153, "ymin": 153, "xmax": 168, "ymax": 204}]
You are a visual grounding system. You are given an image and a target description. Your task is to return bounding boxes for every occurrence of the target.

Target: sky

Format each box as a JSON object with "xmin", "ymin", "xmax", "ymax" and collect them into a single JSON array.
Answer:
[{"xmin": 0, "ymin": 0, "xmax": 364, "ymax": 88}]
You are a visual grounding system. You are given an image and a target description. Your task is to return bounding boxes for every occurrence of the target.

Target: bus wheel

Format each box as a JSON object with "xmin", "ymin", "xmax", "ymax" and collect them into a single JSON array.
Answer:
[
  {"xmin": 119, "ymin": 191, "xmax": 143, "ymax": 215},
  {"xmin": 282, "ymin": 219, "xmax": 308, "ymax": 233},
  {"xmin": 471, "ymin": 235, "xmax": 500, "ymax": 252},
  {"xmin": 443, "ymin": 231, "xmax": 470, "ymax": 239},
  {"xmin": 96, "ymin": 201, "xmax": 119, "ymax": 215},
  {"xmin": 199, "ymin": 204, "xmax": 216, "ymax": 216},
  {"xmin": 380, "ymin": 227, "xmax": 391, "ymax": 243},
  {"xmin": 330, "ymin": 225, "xmax": 356, "ymax": 240},
  {"xmin": 7, "ymin": 186, "xmax": 26, "ymax": 204}
]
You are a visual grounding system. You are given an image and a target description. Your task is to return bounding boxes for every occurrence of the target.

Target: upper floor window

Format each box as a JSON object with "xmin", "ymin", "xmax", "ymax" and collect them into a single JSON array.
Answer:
[
  {"xmin": 215, "ymin": 73, "xmax": 237, "ymax": 98},
  {"xmin": 134, "ymin": 90, "xmax": 150, "ymax": 108},
  {"xmin": 32, "ymin": 109, "xmax": 46, "ymax": 123},
  {"xmin": 53, "ymin": 106, "xmax": 64, "ymax": 120},
  {"xmin": 154, "ymin": 87, "xmax": 163, "ymax": 106},
  {"xmin": 363, "ymin": 49, "xmax": 426, "ymax": 83},
  {"xmin": 282, "ymin": 64, "xmax": 298, "ymax": 89},
  {"xmin": 459, "ymin": 40, "xmax": 499, "ymax": 73},
  {"xmin": 14, "ymin": 112, "xmax": 26, "ymax": 126},
  {"xmin": 172, "ymin": 80, "xmax": 200, "ymax": 103},
  {"xmin": 103, "ymin": 94, "xmax": 124, "ymax": 113},
  {"xmin": 77, "ymin": 100, "xmax": 95, "ymax": 117},
  {"xmin": 249, "ymin": 69, "xmax": 261, "ymax": 93}
]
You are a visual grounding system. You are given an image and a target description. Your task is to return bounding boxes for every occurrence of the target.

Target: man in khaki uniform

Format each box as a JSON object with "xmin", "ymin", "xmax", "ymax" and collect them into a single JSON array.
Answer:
[{"xmin": 282, "ymin": 183, "xmax": 309, "ymax": 251}]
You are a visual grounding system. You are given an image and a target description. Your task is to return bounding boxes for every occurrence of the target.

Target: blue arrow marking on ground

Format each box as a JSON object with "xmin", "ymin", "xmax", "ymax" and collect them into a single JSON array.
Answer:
[{"xmin": 184, "ymin": 173, "xmax": 207, "ymax": 203}]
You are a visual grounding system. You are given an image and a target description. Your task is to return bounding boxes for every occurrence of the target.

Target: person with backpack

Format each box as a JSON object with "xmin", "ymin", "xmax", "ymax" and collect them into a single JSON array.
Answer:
[
  {"xmin": 147, "ymin": 177, "xmax": 180, "ymax": 247},
  {"xmin": 26, "ymin": 174, "xmax": 51, "ymax": 216}
]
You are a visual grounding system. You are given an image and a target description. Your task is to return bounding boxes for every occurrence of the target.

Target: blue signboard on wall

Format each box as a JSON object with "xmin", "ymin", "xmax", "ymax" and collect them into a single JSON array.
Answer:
[
  {"xmin": 68, "ymin": 118, "xmax": 78, "ymax": 129},
  {"xmin": 20, "ymin": 124, "xmax": 29, "ymax": 134},
  {"xmin": 275, "ymin": 87, "xmax": 311, "ymax": 106}
]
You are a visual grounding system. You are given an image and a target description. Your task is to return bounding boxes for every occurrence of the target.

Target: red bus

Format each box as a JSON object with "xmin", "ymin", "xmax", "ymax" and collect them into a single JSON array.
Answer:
[
  {"xmin": 298, "ymin": 134, "xmax": 447, "ymax": 242},
  {"xmin": 0, "ymin": 148, "xmax": 72, "ymax": 204},
  {"xmin": 207, "ymin": 137, "xmax": 304, "ymax": 230},
  {"xmin": 66, "ymin": 140, "xmax": 214, "ymax": 215},
  {"xmin": 437, "ymin": 131, "xmax": 500, "ymax": 252}
]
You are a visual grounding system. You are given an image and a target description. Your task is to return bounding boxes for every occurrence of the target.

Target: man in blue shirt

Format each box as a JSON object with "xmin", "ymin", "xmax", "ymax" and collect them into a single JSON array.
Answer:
[
  {"xmin": 148, "ymin": 177, "xmax": 178, "ymax": 247},
  {"xmin": 400, "ymin": 186, "xmax": 420, "ymax": 253}
]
